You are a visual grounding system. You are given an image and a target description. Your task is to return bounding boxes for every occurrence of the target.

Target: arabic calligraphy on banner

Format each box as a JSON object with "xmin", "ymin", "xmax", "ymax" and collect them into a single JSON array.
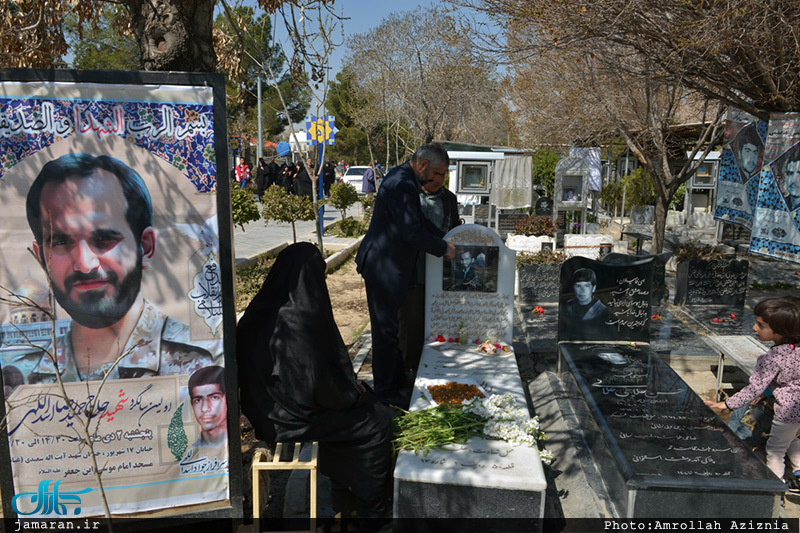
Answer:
[
  {"xmin": 5, "ymin": 375, "xmax": 227, "ymax": 517},
  {"xmin": 0, "ymin": 91, "xmax": 216, "ymax": 192}
]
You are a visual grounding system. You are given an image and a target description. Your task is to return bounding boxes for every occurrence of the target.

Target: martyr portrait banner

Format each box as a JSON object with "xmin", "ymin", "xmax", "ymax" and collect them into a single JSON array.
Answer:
[{"xmin": 0, "ymin": 72, "xmax": 234, "ymax": 517}]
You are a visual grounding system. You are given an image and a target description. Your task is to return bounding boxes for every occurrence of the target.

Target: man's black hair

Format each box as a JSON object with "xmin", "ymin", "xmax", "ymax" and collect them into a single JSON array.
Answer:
[
  {"xmin": 571, "ymin": 268, "xmax": 597, "ymax": 286},
  {"xmin": 189, "ymin": 365, "xmax": 225, "ymax": 396},
  {"xmin": 26, "ymin": 153, "xmax": 153, "ymax": 247}
]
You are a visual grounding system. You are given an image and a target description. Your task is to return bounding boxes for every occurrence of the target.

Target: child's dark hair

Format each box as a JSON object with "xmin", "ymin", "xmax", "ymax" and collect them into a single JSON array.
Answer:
[{"xmin": 754, "ymin": 297, "xmax": 800, "ymax": 344}]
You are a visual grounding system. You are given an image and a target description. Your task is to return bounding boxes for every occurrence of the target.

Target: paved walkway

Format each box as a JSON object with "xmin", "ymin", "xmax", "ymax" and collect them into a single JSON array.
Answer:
[{"xmin": 233, "ymin": 202, "xmax": 363, "ymax": 263}]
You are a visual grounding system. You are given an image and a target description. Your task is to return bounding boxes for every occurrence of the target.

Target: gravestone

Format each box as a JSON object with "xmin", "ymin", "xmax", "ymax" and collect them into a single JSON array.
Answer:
[
  {"xmin": 603, "ymin": 252, "xmax": 672, "ymax": 307},
  {"xmin": 557, "ymin": 256, "xmax": 653, "ymax": 344},
  {"xmin": 425, "ymin": 224, "xmax": 516, "ymax": 344},
  {"xmin": 518, "ymin": 263, "xmax": 561, "ymax": 304},
  {"xmin": 629, "ymin": 206, "xmax": 655, "ymax": 225},
  {"xmin": 563, "ymin": 234, "xmax": 614, "ymax": 260},
  {"xmin": 395, "ymin": 223, "xmax": 546, "ymax": 525},
  {"xmin": 558, "ymin": 342, "xmax": 784, "ymax": 517},
  {"xmin": 674, "ymin": 259, "xmax": 749, "ymax": 306},
  {"xmin": 473, "ymin": 204, "xmax": 490, "ymax": 226},
  {"xmin": 535, "ymin": 197, "xmax": 553, "ymax": 217},
  {"xmin": 497, "ymin": 211, "xmax": 531, "ymax": 238}
]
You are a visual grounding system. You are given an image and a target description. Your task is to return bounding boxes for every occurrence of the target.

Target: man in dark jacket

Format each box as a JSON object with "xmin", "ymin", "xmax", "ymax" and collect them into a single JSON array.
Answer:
[
  {"xmin": 355, "ymin": 143, "xmax": 456, "ymax": 406},
  {"xmin": 398, "ymin": 171, "xmax": 461, "ymax": 379}
]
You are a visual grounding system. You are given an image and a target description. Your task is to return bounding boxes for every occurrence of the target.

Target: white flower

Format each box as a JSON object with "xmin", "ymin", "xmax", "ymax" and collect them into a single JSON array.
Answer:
[{"xmin": 464, "ymin": 394, "xmax": 551, "ymax": 459}]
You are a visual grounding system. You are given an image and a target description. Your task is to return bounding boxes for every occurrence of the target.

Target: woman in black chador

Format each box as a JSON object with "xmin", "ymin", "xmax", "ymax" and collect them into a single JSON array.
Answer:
[{"xmin": 236, "ymin": 242, "xmax": 393, "ymax": 521}]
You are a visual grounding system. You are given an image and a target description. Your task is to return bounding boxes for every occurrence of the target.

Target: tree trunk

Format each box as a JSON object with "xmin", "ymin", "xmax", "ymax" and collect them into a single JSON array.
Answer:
[
  {"xmin": 652, "ymin": 192, "xmax": 670, "ymax": 254},
  {"xmin": 125, "ymin": 0, "xmax": 217, "ymax": 72}
]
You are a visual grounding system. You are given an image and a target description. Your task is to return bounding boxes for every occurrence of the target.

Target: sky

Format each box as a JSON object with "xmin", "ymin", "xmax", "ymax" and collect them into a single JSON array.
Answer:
[{"xmin": 266, "ymin": 0, "xmax": 430, "ymax": 102}]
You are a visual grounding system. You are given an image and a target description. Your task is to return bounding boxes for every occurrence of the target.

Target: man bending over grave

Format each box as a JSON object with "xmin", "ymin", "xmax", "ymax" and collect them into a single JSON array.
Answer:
[
  {"xmin": 23, "ymin": 153, "xmax": 220, "ymax": 384},
  {"xmin": 356, "ymin": 143, "xmax": 456, "ymax": 408},
  {"xmin": 564, "ymin": 268, "xmax": 611, "ymax": 338}
]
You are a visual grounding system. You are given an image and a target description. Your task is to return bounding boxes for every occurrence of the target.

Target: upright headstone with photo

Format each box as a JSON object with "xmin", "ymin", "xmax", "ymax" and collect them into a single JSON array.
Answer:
[
  {"xmin": 557, "ymin": 256, "xmax": 653, "ymax": 343},
  {"xmin": 395, "ymin": 224, "xmax": 546, "ymax": 525},
  {"xmin": 535, "ymin": 197, "xmax": 554, "ymax": 218},
  {"xmin": 425, "ymin": 224, "xmax": 516, "ymax": 344}
]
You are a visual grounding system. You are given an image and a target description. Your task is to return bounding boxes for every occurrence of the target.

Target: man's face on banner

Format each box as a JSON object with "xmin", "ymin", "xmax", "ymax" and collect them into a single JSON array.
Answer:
[
  {"xmin": 33, "ymin": 170, "xmax": 152, "ymax": 329},
  {"xmin": 786, "ymin": 160, "xmax": 800, "ymax": 198},
  {"xmin": 739, "ymin": 142, "xmax": 759, "ymax": 175},
  {"xmin": 191, "ymin": 383, "xmax": 227, "ymax": 433}
]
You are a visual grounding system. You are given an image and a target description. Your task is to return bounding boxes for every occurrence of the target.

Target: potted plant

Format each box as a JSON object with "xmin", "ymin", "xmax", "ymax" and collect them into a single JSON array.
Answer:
[
  {"xmin": 516, "ymin": 249, "xmax": 566, "ymax": 304},
  {"xmin": 673, "ymin": 242, "xmax": 748, "ymax": 306}
]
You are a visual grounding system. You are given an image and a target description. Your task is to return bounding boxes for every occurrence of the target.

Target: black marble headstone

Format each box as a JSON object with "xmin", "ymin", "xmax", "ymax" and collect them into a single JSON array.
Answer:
[
  {"xmin": 674, "ymin": 259, "xmax": 749, "ymax": 306},
  {"xmin": 558, "ymin": 256, "xmax": 653, "ymax": 343},
  {"xmin": 518, "ymin": 263, "xmax": 561, "ymax": 304},
  {"xmin": 498, "ymin": 213, "xmax": 528, "ymax": 237},
  {"xmin": 603, "ymin": 252, "xmax": 671, "ymax": 307},
  {"xmin": 558, "ymin": 342, "xmax": 784, "ymax": 517},
  {"xmin": 535, "ymin": 197, "xmax": 553, "ymax": 217}
]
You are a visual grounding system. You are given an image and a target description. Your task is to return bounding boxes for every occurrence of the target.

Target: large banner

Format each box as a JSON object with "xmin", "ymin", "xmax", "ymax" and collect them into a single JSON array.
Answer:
[
  {"xmin": 749, "ymin": 113, "xmax": 800, "ymax": 262},
  {"xmin": 713, "ymin": 108, "xmax": 767, "ymax": 229},
  {"xmin": 0, "ymin": 70, "xmax": 236, "ymax": 519}
]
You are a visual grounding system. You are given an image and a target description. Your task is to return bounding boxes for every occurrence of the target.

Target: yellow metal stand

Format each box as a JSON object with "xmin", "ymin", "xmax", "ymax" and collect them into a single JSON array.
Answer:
[{"xmin": 252, "ymin": 442, "xmax": 319, "ymax": 520}]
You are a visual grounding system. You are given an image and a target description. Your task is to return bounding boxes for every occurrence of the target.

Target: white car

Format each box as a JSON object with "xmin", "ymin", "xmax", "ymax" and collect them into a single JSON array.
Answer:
[{"xmin": 341, "ymin": 166, "xmax": 370, "ymax": 193}]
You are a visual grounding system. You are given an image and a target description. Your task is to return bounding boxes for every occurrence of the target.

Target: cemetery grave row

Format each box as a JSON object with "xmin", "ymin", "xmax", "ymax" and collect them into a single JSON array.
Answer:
[{"xmin": 395, "ymin": 223, "xmax": 782, "ymax": 522}]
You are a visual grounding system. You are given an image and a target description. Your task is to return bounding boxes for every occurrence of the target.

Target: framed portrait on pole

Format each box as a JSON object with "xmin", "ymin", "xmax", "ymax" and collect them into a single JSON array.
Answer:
[{"xmin": 0, "ymin": 69, "xmax": 241, "ymax": 522}]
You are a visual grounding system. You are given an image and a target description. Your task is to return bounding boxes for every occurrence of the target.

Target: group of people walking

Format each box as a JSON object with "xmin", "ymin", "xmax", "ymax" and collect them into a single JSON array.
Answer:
[{"xmin": 235, "ymin": 156, "xmax": 339, "ymax": 199}]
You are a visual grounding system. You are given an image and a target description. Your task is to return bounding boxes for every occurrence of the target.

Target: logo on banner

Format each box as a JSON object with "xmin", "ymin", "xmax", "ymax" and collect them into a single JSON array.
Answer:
[{"xmin": 11, "ymin": 480, "xmax": 91, "ymax": 516}]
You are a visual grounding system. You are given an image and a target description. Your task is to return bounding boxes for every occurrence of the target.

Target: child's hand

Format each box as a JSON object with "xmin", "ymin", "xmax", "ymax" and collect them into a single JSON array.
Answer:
[
  {"xmin": 704, "ymin": 400, "xmax": 727, "ymax": 411},
  {"xmin": 750, "ymin": 394, "xmax": 765, "ymax": 405}
]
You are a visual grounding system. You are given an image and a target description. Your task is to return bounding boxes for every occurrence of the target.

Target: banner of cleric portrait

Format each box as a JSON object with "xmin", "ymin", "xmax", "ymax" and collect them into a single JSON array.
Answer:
[{"xmin": 0, "ymin": 71, "xmax": 235, "ymax": 518}]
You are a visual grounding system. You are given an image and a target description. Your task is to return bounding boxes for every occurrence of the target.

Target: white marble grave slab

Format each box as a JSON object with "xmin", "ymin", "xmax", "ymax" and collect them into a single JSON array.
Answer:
[
  {"xmin": 394, "ymin": 344, "xmax": 547, "ymax": 492},
  {"xmin": 563, "ymin": 233, "xmax": 613, "ymax": 259},
  {"xmin": 425, "ymin": 224, "xmax": 516, "ymax": 344}
]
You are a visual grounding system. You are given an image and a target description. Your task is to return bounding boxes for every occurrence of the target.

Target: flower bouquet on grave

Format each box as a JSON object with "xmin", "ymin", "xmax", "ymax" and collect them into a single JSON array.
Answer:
[
  {"xmin": 392, "ymin": 394, "xmax": 553, "ymax": 464},
  {"xmin": 476, "ymin": 338, "xmax": 511, "ymax": 355}
]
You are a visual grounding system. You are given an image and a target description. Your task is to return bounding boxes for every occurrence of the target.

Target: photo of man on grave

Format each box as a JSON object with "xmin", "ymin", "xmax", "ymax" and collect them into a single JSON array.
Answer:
[
  {"xmin": 443, "ymin": 245, "xmax": 498, "ymax": 293},
  {"xmin": 731, "ymin": 122, "xmax": 764, "ymax": 183},
  {"xmin": 561, "ymin": 267, "xmax": 613, "ymax": 340},
  {"xmin": 773, "ymin": 143, "xmax": 800, "ymax": 212}
]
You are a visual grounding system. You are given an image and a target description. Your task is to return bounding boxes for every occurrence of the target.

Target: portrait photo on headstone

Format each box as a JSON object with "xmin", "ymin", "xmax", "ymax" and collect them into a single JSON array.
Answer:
[
  {"xmin": 557, "ymin": 256, "xmax": 654, "ymax": 343},
  {"xmin": 443, "ymin": 245, "xmax": 499, "ymax": 293}
]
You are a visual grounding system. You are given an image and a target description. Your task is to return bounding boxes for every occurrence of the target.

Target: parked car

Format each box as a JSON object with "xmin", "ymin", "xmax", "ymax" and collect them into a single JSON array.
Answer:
[{"xmin": 341, "ymin": 165, "xmax": 369, "ymax": 193}]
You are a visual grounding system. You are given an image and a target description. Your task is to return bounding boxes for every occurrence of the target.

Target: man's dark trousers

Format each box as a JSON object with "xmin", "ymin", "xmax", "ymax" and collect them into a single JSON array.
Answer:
[{"xmin": 364, "ymin": 280, "xmax": 406, "ymax": 401}]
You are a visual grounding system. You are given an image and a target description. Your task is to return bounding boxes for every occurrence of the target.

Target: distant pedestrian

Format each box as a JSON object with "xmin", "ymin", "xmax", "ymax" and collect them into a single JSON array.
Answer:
[
  {"xmin": 235, "ymin": 157, "xmax": 250, "ymax": 189},
  {"xmin": 362, "ymin": 162, "xmax": 376, "ymax": 195},
  {"xmin": 255, "ymin": 158, "xmax": 267, "ymax": 198}
]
